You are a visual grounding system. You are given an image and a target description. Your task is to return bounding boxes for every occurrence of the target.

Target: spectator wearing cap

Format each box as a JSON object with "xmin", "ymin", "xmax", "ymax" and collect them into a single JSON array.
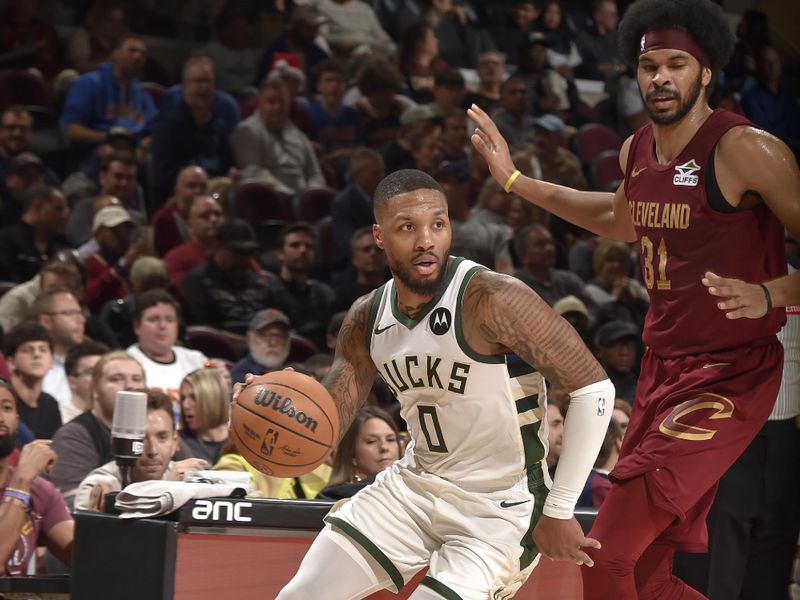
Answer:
[
  {"xmin": 514, "ymin": 224, "xmax": 589, "ymax": 307},
  {"xmin": 532, "ymin": 114, "xmax": 587, "ymax": 190},
  {"xmin": 306, "ymin": 60, "xmax": 362, "ymax": 165},
  {"xmin": 258, "ymin": 5, "xmax": 331, "ymax": 94},
  {"xmin": 84, "ymin": 204, "xmax": 151, "ymax": 314},
  {"xmin": 164, "ymin": 195, "xmax": 225, "ymax": 290},
  {"xmin": 434, "ymin": 161, "xmax": 513, "ymax": 274},
  {"xmin": 61, "ymin": 34, "xmax": 156, "ymax": 160},
  {"xmin": 266, "ymin": 223, "xmax": 336, "ymax": 349},
  {"xmin": 181, "ymin": 219, "xmax": 276, "ymax": 334},
  {"xmin": 553, "ymin": 294, "xmax": 591, "ymax": 346},
  {"xmin": 150, "ymin": 55, "xmax": 235, "ymax": 207},
  {"xmin": 0, "ymin": 152, "xmax": 48, "ymax": 224},
  {"xmin": 383, "ymin": 104, "xmax": 442, "ymax": 174},
  {"xmin": 0, "ymin": 185, "xmax": 69, "ymax": 283},
  {"xmin": 316, "ymin": 0, "xmax": 395, "ymax": 58},
  {"xmin": 333, "ymin": 227, "xmax": 389, "ymax": 312},
  {"xmin": 151, "ymin": 165, "xmax": 209, "ymax": 258},
  {"xmin": 492, "ymin": 75, "xmax": 537, "ymax": 152},
  {"xmin": 354, "ymin": 57, "xmax": 409, "ymax": 151},
  {"xmin": 593, "ymin": 319, "xmax": 640, "ymax": 403},
  {"xmin": 230, "ymin": 309, "xmax": 292, "ymax": 385},
  {"xmin": 463, "ymin": 51, "xmax": 507, "ymax": 114},
  {"xmin": 126, "ymin": 289, "xmax": 207, "ymax": 407},
  {"xmin": 330, "ymin": 148, "xmax": 385, "ymax": 270},
  {"xmin": 231, "ymin": 77, "xmax": 325, "ymax": 197},
  {"xmin": 66, "ymin": 153, "xmax": 145, "ymax": 248}
]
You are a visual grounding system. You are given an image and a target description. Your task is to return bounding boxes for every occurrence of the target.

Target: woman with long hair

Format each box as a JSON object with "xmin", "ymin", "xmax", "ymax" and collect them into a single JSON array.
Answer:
[
  {"xmin": 178, "ymin": 367, "xmax": 229, "ymax": 464},
  {"xmin": 319, "ymin": 405, "xmax": 402, "ymax": 500},
  {"xmin": 400, "ymin": 21, "xmax": 448, "ymax": 104}
]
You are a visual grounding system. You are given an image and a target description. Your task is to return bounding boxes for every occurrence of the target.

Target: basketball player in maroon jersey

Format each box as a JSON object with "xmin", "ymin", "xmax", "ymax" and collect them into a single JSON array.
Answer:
[{"xmin": 468, "ymin": 0, "xmax": 800, "ymax": 597}]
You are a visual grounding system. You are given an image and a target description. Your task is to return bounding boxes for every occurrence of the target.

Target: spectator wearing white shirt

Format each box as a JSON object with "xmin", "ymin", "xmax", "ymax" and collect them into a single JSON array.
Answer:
[{"xmin": 126, "ymin": 289, "xmax": 207, "ymax": 411}]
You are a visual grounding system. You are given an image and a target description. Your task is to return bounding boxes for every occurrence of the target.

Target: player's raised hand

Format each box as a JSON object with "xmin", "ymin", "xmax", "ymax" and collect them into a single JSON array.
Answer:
[
  {"xmin": 532, "ymin": 515, "xmax": 601, "ymax": 567},
  {"xmin": 702, "ymin": 271, "xmax": 771, "ymax": 319},
  {"xmin": 467, "ymin": 104, "xmax": 516, "ymax": 185}
]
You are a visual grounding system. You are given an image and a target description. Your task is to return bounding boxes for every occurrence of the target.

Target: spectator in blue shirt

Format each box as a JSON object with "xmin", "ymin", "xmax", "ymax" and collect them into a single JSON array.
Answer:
[
  {"xmin": 741, "ymin": 45, "xmax": 800, "ymax": 157},
  {"xmin": 150, "ymin": 55, "xmax": 236, "ymax": 205},
  {"xmin": 61, "ymin": 34, "xmax": 156, "ymax": 160}
]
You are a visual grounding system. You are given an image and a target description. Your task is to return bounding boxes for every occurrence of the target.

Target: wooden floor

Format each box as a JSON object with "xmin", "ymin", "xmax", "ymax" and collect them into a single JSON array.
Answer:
[{"xmin": 174, "ymin": 534, "xmax": 583, "ymax": 599}]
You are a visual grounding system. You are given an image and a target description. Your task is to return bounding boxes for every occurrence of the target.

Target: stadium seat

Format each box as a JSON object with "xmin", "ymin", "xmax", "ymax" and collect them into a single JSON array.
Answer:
[
  {"xmin": 295, "ymin": 187, "xmax": 336, "ymax": 223},
  {"xmin": 0, "ymin": 69, "xmax": 52, "ymax": 110},
  {"xmin": 184, "ymin": 326, "xmax": 244, "ymax": 363},
  {"xmin": 573, "ymin": 123, "xmax": 623, "ymax": 167},
  {"xmin": 288, "ymin": 334, "xmax": 320, "ymax": 363},
  {"xmin": 590, "ymin": 150, "xmax": 624, "ymax": 192},
  {"xmin": 140, "ymin": 81, "xmax": 167, "ymax": 110},
  {"xmin": 234, "ymin": 181, "xmax": 293, "ymax": 222}
]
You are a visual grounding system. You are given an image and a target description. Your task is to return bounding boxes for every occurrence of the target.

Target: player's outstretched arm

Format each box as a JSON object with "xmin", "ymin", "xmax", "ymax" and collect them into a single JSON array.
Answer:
[
  {"xmin": 464, "ymin": 271, "xmax": 614, "ymax": 566},
  {"xmin": 467, "ymin": 104, "xmax": 637, "ymax": 242},
  {"xmin": 323, "ymin": 294, "xmax": 378, "ymax": 444},
  {"xmin": 705, "ymin": 128, "xmax": 800, "ymax": 316}
]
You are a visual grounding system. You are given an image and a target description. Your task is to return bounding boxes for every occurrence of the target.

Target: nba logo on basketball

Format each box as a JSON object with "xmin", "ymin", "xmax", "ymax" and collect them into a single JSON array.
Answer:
[
  {"xmin": 261, "ymin": 428, "xmax": 280, "ymax": 457},
  {"xmin": 597, "ymin": 397, "xmax": 606, "ymax": 416}
]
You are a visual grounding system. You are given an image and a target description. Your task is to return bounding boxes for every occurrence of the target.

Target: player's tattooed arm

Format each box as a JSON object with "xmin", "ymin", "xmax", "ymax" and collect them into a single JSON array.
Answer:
[
  {"xmin": 464, "ymin": 270, "xmax": 606, "ymax": 392},
  {"xmin": 323, "ymin": 293, "xmax": 377, "ymax": 443}
]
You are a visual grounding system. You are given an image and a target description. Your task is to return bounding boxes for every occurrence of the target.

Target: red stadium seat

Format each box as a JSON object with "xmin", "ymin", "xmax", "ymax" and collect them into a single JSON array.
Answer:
[
  {"xmin": 295, "ymin": 187, "xmax": 336, "ymax": 223},
  {"xmin": 140, "ymin": 81, "xmax": 167, "ymax": 110},
  {"xmin": 287, "ymin": 334, "xmax": 320, "ymax": 363},
  {"xmin": 184, "ymin": 326, "xmax": 244, "ymax": 363},
  {"xmin": 573, "ymin": 123, "xmax": 623, "ymax": 167},
  {"xmin": 590, "ymin": 150, "xmax": 624, "ymax": 192},
  {"xmin": 234, "ymin": 181, "xmax": 293, "ymax": 222},
  {"xmin": 0, "ymin": 69, "xmax": 52, "ymax": 110}
]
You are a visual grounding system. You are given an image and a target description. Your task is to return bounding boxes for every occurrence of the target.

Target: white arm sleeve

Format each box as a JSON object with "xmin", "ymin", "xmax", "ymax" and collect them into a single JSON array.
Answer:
[{"xmin": 543, "ymin": 379, "xmax": 615, "ymax": 519}]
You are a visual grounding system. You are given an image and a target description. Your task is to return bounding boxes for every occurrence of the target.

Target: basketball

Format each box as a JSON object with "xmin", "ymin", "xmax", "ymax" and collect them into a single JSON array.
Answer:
[{"xmin": 229, "ymin": 371, "xmax": 339, "ymax": 478}]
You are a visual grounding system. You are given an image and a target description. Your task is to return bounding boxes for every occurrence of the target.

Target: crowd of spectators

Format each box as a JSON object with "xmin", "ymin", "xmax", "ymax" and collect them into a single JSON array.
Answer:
[{"xmin": 0, "ymin": 0, "xmax": 797, "ymax": 586}]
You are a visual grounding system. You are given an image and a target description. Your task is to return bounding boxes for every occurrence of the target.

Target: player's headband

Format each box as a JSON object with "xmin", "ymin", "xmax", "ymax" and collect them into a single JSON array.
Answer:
[{"xmin": 638, "ymin": 28, "xmax": 710, "ymax": 68}]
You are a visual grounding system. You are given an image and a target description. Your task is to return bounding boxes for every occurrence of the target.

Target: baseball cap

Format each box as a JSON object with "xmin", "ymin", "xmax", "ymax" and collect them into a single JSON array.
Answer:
[
  {"xmin": 92, "ymin": 205, "xmax": 133, "ymax": 232},
  {"xmin": 553, "ymin": 295, "xmax": 589, "ymax": 319},
  {"xmin": 216, "ymin": 219, "xmax": 259, "ymax": 253},
  {"xmin": 248, "ymin": 308, "xmax": 290, "ymax": 332},
  {"xmin": 7, "ymin": 152, "xmax": 45, "ymax": 174},
  {"xmin": 106, "ymin": 126, "xmax": 134, "ymax": 143},
  {"xmin": 400, "ymin": 104, "xmax": 443, "ymax": 127},
  {"xmin": 594, "ymin": 320, "xmax": 640, "ymax": 348},
  {"xmin": 533, "ymin": 114, "xmax": 565, "ymax": 136}
]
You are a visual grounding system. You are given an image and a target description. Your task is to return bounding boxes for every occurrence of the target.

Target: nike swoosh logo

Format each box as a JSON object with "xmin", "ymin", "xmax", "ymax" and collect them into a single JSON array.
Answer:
[
  {"xmin": 632, "ymin": 166, "xmax": 647, "ymax": 177},
  {"xmin": 499, "ymin": 499, "xmax": 531, "ymax": 508},
  {"xmin": 374, "ymin": 324, "xmax": 395, "ymax": 335}
]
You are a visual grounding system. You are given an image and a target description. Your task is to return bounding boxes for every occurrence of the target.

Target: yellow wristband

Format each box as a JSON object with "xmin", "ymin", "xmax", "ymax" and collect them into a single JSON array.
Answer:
[{"xmin": 503, "ymin": 170, "xmax": 521, "ymax": 193}]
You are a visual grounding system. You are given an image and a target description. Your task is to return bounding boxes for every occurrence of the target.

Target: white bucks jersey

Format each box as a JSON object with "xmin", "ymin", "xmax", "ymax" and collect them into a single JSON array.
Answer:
[{"xmin": 366, "ymin": 257, "xmax": 549, "ymax": 490}]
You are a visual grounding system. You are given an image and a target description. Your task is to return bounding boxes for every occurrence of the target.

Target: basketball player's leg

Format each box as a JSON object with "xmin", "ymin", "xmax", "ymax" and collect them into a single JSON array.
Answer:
[
  {"xmin": 277, "ymin": 526, "xmax": 391, "ymax": 600},
  {"xmin": 581, "ymin": 475, "xmax": 681, "ymax": 599},
  {"xmin": 634, "ymin": 544, "xmax": 706, "ymax": 600}
]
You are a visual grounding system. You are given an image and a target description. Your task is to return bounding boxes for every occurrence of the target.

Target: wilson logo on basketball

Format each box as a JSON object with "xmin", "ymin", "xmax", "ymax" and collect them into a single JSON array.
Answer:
[{"xmin": 253, "ymin": 389, "xmax": 320, "ymax": 433}]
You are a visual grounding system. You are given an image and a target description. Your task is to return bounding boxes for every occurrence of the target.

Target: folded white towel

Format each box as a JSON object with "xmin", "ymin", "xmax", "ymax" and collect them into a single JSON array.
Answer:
[{"xmin": 115, "ymin": 481, "xmax": 245, "ymax": 519}]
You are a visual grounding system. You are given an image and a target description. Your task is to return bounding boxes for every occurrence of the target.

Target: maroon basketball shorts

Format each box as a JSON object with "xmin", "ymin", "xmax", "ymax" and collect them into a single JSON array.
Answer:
[{"xmin": 611, "ymin": 337, "xmax": 783, "ymax": 551}]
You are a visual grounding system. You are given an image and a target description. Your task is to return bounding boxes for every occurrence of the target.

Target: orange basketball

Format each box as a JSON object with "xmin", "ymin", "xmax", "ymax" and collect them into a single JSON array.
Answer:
[{"xmin": 229, "ymin": 371, "xmax": 339, "ymax": 478}]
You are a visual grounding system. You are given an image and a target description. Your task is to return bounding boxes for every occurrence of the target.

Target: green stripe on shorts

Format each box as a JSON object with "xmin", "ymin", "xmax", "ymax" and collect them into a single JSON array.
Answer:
[
  {"xmin": 324, "ymin": 515, "xmax": 405, "ymax": 593},
  {"xmin": 420, "ymin": 575, "xmax": 464, "ymax": 599},
  {"xmin": 519, "ymin": 464, "xmax": 548, "ymax": 570}
]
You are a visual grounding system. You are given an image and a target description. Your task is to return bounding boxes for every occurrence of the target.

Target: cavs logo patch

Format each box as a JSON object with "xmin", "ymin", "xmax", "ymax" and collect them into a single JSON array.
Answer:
[
  {"xmin": 659, "ymin": 392, "xmax": 734, "ymax": 441},
  {"xmin": 673, "ymin": 159, "xmax": 701, "ymax": 187}
]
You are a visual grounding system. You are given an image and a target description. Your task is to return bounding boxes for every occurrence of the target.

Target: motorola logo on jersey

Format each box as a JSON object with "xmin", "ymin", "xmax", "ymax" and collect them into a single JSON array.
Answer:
[{"xmin": 429, "ymin": 307, "xmax": 452, "ymax": 335}]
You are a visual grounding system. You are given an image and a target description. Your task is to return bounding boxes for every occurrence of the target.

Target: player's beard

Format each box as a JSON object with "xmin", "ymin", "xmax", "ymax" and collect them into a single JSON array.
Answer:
[
  {"xmin": 644, "ymin": 68, "xmax": 704, "ymax": 126},
  {"xmin": 0, "ymin": 433, "xmax": 18, "ymax": 459},
  {"xmin": 388, "ymin": 249, "xmax": 450, "ymax": 297}
]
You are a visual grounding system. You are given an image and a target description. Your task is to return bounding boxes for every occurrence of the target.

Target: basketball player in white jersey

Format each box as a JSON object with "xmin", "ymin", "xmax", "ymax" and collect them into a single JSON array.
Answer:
[{"xmin": 274, "ymin": 169, "xmax": 615, "ymax": 599}]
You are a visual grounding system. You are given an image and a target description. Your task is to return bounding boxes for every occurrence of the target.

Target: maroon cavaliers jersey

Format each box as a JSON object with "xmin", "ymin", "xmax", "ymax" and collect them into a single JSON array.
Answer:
[{"xmin": 624, "ymin": 109, "xmax": 786, "ymax": 357}]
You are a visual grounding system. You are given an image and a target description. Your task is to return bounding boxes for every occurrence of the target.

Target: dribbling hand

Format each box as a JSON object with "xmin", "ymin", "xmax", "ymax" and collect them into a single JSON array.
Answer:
[
  {"xmin": 467, "ymin": 104, "xmax": 517, "ymax": 185},
  {"xmin": 702, "ymin": 271, "xmax": 770, "ymax": 319},
  {"xmin": 532, "ymin": 515, "xmax": 601, "ymax": 567}
]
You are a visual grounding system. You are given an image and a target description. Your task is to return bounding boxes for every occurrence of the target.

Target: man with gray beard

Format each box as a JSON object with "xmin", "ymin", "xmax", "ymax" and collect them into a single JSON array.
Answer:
[{"xmin": 230, "ymin": 309, "xmax": 292, "ymax": 385}]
